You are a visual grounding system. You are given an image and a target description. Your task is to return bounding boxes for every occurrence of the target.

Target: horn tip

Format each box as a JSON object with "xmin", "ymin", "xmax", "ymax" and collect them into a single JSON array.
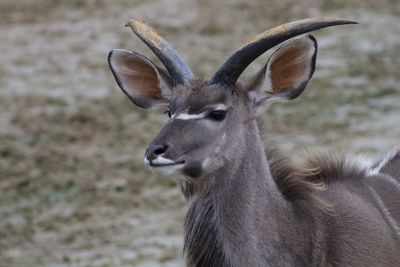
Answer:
[
  {"xmin": 124, "ymin": 19, "xmax": 163, "ymax": 50},
  {"xmin": 319, "ymin": 17, "xmax": 359, "ymax": 25},
  {"xmin": 337, "ymin": 18, "xmax": 359, "ymax": 25},
  {"xmin": 124, "ymin": 19, "xmax": 146, "ymax": 29}
]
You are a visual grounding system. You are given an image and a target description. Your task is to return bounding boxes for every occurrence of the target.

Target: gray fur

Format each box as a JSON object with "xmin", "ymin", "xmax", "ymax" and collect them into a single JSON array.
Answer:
[
  {"xmin": 146, "ymin": 81, "xmax": 400, "ymax": 266},
  {"xmin": 379, "ymin": 151, "xmax": 400, "ymax": 181},
  {"xmin": 109, "ymin": 27, "xmax": 400, "ymax": 266}
]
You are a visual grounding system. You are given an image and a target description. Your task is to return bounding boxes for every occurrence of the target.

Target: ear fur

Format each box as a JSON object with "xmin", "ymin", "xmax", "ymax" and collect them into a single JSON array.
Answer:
[
  {"xmin": 247, "ymin": 35, "xmax": 317, "ymax": 114},
  {"xmin": 108, "ymin": 49, "xmax": 173, "ymax": 109}
]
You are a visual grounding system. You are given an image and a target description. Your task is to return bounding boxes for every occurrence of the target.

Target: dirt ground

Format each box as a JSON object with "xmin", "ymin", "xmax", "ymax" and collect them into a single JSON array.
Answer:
[{"xmin": 0, "ymin": 0, "xmax": 399, "ymax": 266}]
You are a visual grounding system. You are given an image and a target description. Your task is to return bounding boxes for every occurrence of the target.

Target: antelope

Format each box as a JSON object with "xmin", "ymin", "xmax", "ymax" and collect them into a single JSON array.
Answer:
[{"xmin": 108, "ymin": 18, "xmax": 400, "ymax": 266}]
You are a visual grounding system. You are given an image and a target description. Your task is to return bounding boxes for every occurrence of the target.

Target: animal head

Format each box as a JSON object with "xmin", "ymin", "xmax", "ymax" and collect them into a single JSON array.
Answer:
[{"xmin": 108, "ymin": 18, "xmax": 356, "ymax": 179}]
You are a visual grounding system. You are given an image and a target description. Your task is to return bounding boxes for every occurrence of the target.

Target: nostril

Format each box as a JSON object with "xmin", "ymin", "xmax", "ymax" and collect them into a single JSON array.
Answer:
[
  {"xmin": 154, "ymin": 145, "xmax": 167, "ymax": 155},
  {"xmin": 146, "ymin": 144, "xmax": 168, "ymax": 160}
]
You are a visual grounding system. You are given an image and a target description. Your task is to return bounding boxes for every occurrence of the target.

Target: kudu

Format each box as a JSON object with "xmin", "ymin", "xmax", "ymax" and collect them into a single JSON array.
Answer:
[{"xmin": 108, "ymin": 18, "xmax": 400, "ymax": 266}]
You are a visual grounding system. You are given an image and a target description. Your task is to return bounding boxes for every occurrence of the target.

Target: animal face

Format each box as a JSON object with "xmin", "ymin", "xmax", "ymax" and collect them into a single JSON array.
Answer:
[{"xmin": 143, "ymin": 82, "xmax": 248, "ymax": 178}]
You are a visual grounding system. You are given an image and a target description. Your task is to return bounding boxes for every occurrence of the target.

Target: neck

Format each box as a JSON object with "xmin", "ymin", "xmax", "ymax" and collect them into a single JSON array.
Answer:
[{"xmin": 184, "ymin": 121, "xmax": 317, "ymax": 266}]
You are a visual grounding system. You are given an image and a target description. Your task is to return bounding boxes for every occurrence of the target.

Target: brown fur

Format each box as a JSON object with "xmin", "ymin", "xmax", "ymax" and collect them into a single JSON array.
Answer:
[
  {"xmin": 304, "ymin": 151, "xmax": 368, "ymax": 183},
  {"xmin": 265, "ymin": 142, "xmax": 331, "ymax": 211},
  {"xmin": 119, "ymin": 53, "xmax": 163, "ymax": 98},
  {"xmin": 269, "ymin": 41, "xmax": 311, "ymax": 93}
]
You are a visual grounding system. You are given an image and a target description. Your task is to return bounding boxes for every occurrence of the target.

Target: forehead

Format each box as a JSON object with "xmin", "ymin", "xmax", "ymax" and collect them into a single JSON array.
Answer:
[{"xmin": 170, "ymin": 81, "xmax": 232, "ymax": 112}]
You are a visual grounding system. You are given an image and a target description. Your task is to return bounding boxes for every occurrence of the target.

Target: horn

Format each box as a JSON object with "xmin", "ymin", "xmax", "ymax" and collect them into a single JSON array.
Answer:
[
  {"xmin": 210, "ymin": 17, "xmax": 358, "ymax": 86},
  {"xmin": 125, "ymin": 20, "xmax": 194, "ymax": 85}
]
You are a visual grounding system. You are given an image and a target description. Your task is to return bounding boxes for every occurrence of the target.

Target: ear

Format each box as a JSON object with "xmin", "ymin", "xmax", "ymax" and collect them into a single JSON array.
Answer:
[
  {"xmin": 247, "ymin": 35, "xmax": 317, "ymax": 113},
  {"xmin": 108, "ymin": 49, "xmax": 173, "ymax": 109}
]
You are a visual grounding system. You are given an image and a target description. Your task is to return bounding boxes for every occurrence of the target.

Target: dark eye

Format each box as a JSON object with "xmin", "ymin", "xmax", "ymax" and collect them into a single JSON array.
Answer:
[
  {"xmin": 164, "ymin": 110, "xmax": 171, "ymax": 118},
  {"xmin": 207, "ymin": 110, "xmax": 226, "ymax": 121}
]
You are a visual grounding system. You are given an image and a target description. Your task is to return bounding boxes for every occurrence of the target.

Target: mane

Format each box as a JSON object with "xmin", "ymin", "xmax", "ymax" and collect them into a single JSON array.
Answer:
[
  {"xmin": 303, "ymin": 150, "xmax": 370, "ymax": 184},
  {"xmin": 184, "ymin": 190, "xmax": 227, "ymax": 267},
  {"xmin": 265, "ymin": 141, "xmax": 370, "ymax": 211}
]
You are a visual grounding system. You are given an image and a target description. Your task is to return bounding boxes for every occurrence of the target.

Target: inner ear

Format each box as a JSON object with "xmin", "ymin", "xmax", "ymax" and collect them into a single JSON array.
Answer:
[
  {"xmin": 268, "ymin": 35, "xmax": 317, "ymax": 99},
  {"xmin": 108, "ymin": 49, "xmax": 173, "ymax": 109},
  {"xmin": 248, "ymin": 35, "xmax": 317, "ymax": 106}
]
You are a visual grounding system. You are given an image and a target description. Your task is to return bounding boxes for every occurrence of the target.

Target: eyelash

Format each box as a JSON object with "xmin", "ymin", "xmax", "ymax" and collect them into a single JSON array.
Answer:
[{"xmin": 164, "ymin": 110, "xmax": 171, "ymax": 118}]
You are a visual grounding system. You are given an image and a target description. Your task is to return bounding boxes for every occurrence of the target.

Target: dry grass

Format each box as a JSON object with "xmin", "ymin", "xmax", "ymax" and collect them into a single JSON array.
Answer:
[{"xmin": 0, "ymin": 0, "xmax": 399, "ymax": 266}]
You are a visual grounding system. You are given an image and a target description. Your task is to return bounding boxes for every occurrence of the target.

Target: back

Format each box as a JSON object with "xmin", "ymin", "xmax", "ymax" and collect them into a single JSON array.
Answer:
[{"xmin": 379, "ymin": 151, "xmax": 400, "ymax": 181}]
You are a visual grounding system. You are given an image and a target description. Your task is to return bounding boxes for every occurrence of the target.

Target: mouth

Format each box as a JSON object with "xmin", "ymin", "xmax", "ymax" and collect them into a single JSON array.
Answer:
[
  {"xmin": 144, "ymin": 156, "xmax": 186, "ymax": 175},
  {"xmin": 149, "ymin": 160, "xmax": 185, "ymax": 167},
  {"xmin": 144, "ymin": 156, "xmax": 185, "ymax": 168}
]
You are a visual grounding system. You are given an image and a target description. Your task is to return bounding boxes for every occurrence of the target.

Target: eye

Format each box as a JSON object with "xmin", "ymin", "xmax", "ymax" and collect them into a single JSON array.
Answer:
[
  {"xmin": 164, "ymin": 110, "xmax": 171, "ymax": 118},
  {"xmin": 207, "ymin": 110, "xmax": 226, "ymax": 121}
]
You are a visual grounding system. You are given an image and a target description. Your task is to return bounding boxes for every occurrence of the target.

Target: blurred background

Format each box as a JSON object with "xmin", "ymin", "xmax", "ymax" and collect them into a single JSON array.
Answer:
[{"xmin": 0, "ymin": 0, "xmax": 399, "ymax": 266}]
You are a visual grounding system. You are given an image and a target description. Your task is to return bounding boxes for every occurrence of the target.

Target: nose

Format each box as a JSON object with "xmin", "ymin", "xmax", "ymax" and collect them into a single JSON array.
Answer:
[{"xmin": 145, "ymin": 144, "xmax": 168, "ymax": 161}]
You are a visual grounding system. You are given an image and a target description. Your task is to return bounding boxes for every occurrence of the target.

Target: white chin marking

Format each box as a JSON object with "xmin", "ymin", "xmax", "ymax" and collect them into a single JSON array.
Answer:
[
  {"xmin": 157, "ymin": 164, "xmax": 184, "ymax": 175},
  {"xmin": 152, "ymin": 156, "xmax": 175, "ymax": 165},
  {"xmin": 144, "ymin": 156, "xmax": 184, "ymax": 175}
]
